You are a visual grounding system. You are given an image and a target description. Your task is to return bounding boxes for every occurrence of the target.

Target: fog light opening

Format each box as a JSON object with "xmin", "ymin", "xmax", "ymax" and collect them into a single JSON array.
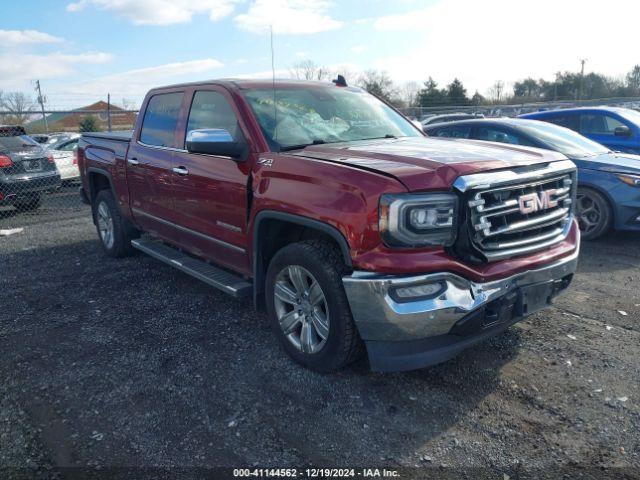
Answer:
[{"xmin": 390, "ymin": 281, "xmax": 446, "ymax": 302}]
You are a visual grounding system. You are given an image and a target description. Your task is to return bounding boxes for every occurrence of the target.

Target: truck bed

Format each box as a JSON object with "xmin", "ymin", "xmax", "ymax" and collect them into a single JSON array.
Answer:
[{"xmin": 81, "ymin": 131, "xmax": 132, "ymax": 142}]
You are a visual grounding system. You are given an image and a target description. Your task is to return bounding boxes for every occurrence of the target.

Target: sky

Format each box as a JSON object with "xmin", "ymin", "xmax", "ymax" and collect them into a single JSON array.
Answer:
[{"xmin": 1, "ymin": 0, "xmax": 640, "ymax": 109}]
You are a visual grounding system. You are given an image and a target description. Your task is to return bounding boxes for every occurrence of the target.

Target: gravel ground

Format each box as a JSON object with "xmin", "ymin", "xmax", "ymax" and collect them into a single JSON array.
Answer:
[{"xmin": 0, "ymin": 200, "xmax": 639, "ymax": 479}]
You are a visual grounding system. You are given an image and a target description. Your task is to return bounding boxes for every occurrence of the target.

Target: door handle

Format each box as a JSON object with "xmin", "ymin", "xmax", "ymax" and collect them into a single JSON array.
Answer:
[
  {"xmin": 172, "ymin": 166, "xmax": 189, "ymax": 175},
  {"xmin": 127, "ymin": 157, "xmax": 139, "ymax": 166}
]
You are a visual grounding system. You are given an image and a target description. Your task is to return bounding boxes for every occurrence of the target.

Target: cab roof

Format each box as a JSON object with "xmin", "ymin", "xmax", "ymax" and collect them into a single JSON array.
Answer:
[{"xmin": 147, "ymin": 78, "xmax": 348, "ymax": 94}]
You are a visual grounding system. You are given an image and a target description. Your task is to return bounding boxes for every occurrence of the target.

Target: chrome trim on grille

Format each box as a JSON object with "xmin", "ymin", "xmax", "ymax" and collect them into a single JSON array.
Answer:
[
  {"xmin": 454, "ymin": 160, "xmax": 577, "ymax": 261},
  {"xmin": 453, "ymin": 159, "xmax": 576, "ymax": 192}
]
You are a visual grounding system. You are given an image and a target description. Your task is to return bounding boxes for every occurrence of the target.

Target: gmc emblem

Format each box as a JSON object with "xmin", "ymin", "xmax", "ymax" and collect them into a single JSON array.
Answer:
[{"xmin": 518, "ymin": 189, "xmax": 558, "ymax": 214}]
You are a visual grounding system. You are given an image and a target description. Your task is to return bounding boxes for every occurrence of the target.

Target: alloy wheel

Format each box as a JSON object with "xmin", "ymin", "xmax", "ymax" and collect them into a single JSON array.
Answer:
[
  {"xmin": 273, "ymin": 265, "xmax": 330, "ymax": 354},
  {"xmin": 97, "ymin": 201, "xmax": 115, "ymax": 249},
  {"xmin": 576, "ymin": 192, "xmax": 602, "ymax": 236}
]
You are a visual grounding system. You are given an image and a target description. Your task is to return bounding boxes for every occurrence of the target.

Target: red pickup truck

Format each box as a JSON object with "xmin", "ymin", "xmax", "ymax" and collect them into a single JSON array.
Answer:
[{"xmin": 78, "ymin": 79, "xmax": 579, "ymax": 372}]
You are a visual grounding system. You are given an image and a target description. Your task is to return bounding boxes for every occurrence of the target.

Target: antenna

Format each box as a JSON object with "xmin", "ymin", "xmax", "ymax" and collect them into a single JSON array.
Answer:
[
  {"xmin": 270, "ymin": 25, "xmax": 277, "ymax": 142},
  {"xmin": 332, "ymin": 75, "xmax": 348, "ymax": 87}
]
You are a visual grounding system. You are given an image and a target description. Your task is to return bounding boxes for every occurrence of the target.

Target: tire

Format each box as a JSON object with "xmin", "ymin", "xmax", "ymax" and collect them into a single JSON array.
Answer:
[
  {"xmin": 576, "ymin": 187, "xmax": 612, "ymax": 240},
  {"xmin": 265, "ymin": 239, "xmax": 364, "ymax": 372},
  {"xmin": 93, "ymin": 189, "xmax": 138, "ymax": 258},
  {"xmin": 14, "ymin": 194, "xmax": 41, "ymax": 212}
]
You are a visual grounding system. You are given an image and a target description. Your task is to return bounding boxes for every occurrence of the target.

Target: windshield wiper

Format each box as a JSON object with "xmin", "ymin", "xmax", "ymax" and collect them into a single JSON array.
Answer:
[{"xmin": 280, "ymin": 139, "xmax": 327, "ymax": 152}]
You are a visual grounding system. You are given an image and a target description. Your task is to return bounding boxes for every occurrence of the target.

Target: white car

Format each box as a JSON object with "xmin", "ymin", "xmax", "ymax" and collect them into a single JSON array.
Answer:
[{"xmin": 48, "ymin": 134, "xmax": 80, "ymax": 182}]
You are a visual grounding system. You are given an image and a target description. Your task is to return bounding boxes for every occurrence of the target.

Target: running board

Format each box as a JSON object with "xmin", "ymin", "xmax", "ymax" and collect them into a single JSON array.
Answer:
[{"xmin": 131, "ymin": 238, "xmax": 252, "ymax": 298}]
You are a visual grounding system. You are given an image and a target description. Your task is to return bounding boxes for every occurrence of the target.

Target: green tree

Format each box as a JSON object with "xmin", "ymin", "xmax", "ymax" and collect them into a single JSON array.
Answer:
[
  {"xmin": 446, "ymin": 78, "xmax": 468, "ymax": 105},
  {"xmin": 471, "ymin": 91, "xmax": 485, "ymax": 106},
  {"xmin": 417, "ymin": 77, "xmax": 447, "ymax": 106},
  {"xmin": 79, "ymin": 115, "xmax": 100, "ymax": 132},
  {"xmin": 513, "ymin": 77, "xmax": 540, "ymax": 99}
]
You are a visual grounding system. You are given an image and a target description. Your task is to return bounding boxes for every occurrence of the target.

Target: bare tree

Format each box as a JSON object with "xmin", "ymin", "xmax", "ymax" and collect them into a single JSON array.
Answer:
[
  {"xmin": 1, "ymin": 92, "xmax": 35, "ymax": 125},
  {"xmin": 398, "ymin": 81, "xmax": 421, "ymax": 108},
  {"xmin": 487, "ymin": 81, "xmax": 505, "ymax": 104},
  {"xmin": 290, "ymin": 60, "xmax": 330, "ymax": 81},
  {"xmin": 358, "ymin": 70, "xmax": 397, "ymax": 103}
]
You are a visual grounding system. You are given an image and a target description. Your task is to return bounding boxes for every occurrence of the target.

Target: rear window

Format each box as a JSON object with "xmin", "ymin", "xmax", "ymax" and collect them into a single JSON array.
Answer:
[
  {"xmin": 139, "ymin": 92, "xmax": 184, "ymax": 148},
  {"xmin": 0, "ymin": 134, "xmax": 41, "ymax": 153}
]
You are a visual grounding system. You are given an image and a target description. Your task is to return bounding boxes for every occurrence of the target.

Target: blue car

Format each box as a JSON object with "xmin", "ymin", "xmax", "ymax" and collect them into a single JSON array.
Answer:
[
  {"xmin": 520, "ymin": 107, "xmax": 640, "ymax": 154},
  {"xmin": 425, "ymin": 118, "xmax": 640, "ymax": 240}
]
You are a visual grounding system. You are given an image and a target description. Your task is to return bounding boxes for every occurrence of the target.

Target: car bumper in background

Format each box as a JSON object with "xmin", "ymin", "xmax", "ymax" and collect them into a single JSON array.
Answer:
[
  {"xmin": 343, "ymin": 248, "xmax": 579, "ymax": 372},
  {"xmin": 0, "ymin": 172, "xmax": 61, "ymax": 205},
  {"xmin": 53, "ymin": 157, "xmax": 80, "ymax": 181}
]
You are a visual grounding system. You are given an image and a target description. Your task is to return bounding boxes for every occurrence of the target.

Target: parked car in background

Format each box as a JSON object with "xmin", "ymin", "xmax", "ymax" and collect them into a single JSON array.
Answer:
[
  {"xmin": 520, "ymin": 107, "xmax": 640, "ymax": 154},
  {"xmin": 426, "ymin": 118, "xmax": 640, "ymax": 240},
  {"xmin": 421, "ymin": 113, "xmax": 484, "ymax": 127},
  {"xmin": 77, "ymin": 79, "xmax": 579, "ymax": 373},
  {"xmin": 47, "ymin": 133, "xmax": 80, "ymax": 182},
  {"xmin": 0, "ymin": 126, "xmax": 61, "ymax": 211}
]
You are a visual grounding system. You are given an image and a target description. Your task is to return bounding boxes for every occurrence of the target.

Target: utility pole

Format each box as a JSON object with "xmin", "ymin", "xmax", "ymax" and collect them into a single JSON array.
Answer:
[
  {"xmin": 107, "ymin": 93, "xmax": 112, "ymax": 132},
  {"xmin": 34, "ymin": 80, "xmax": 49, "ymax": 133},
  {"xmin": 579, "ymin": 58, "xmax": 587, "ymax": 101}
]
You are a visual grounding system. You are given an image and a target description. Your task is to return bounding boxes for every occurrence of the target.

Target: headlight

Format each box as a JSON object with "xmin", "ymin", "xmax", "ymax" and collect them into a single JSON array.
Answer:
[
  {"xmin": 617, "ymin": 173, "xmax": 640, "ymax": 187},
  {"xmin": 379, "ymin": 193, "xmax": 458, "ymax": 247}
]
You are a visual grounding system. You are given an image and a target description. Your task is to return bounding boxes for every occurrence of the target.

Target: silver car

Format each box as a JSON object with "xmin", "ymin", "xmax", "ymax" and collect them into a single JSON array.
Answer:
[{"xmin": 47, "ymin": 134, "xmax": 80, "ymax": 182}]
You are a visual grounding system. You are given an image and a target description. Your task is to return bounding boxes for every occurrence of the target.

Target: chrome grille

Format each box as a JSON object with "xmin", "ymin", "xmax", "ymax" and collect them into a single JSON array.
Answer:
[{"xmin": 454, "ymin": 160, "xmax": 577, "ymax": 262}]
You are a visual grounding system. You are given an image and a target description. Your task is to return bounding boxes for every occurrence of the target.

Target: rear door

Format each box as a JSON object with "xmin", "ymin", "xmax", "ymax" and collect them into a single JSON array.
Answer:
[
  {"xmin": 170, "ymin": 87, "xmax": 253, "ymax": 274},
  {"xmin": 126, "ymin": 90, "xmax": 185, "ymax": 239}
]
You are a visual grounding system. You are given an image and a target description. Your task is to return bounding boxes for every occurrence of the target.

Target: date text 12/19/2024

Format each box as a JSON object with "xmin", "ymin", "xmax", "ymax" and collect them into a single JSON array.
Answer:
[{"xmin": 233, "ymin": 468, "xmax": 400, "ymax": 478}]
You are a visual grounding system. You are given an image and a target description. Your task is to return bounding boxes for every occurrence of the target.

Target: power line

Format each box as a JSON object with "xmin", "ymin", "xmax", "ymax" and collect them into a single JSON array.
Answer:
[{"xmin": 34, "ymin": 80, "xmax": 49, "ymax": 133}]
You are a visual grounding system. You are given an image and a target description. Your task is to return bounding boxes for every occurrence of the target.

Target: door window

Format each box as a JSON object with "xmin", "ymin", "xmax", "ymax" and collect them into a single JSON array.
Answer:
[
  {"xmin": 546, "ymin": 114, "xmax": 579, "ymax": 131},
  {"xmin": 431, "ymin": 125, "xmax": 472, "ymax": 139},
  {"xmin": 139, "ymin": 92, "xmax": 184, "ymax": 148},
  {"xmin": 474, "ymin": 126, "xmax": 534, "ymax": 146},
  {"xmin": 186, "ymin": 91, "xmax": 242, "ymax": 145},
  {"xmin": 580, "ymin": 114, "xmax": 625, "ymax": 135}
]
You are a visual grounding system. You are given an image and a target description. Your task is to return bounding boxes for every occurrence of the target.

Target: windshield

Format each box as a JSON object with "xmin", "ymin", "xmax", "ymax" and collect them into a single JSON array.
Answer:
[
  {"xmin": 49, "ymin": 136, "xmax": 77, "ymax": 150},
  {"xmin": 0, "ymin": 134, "xmax": 41, "ymax": 153},
  {"xmin": 618, "ymin": 108, "xmax": 640, "ymax": 125},
  {"xmin": 243, "ymin": 86, "xmax": 420, "ymax": 150},
  {"xmin": 518, "ymin": 121, "xmax": 609, "ymax": 157}
]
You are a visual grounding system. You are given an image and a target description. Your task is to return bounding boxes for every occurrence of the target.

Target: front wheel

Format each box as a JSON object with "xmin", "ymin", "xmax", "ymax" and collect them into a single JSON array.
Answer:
[
  {"xmin": 576, "ymin": 187, "xmax": 612, "ymax": 240},
  {"xmin": 265, "ymin": 240, "xmax": 364, "ymax": 372}
]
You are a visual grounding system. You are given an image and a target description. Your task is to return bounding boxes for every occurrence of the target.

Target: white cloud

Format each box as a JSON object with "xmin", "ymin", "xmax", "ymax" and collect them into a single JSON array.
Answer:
[
  {"xmin": 0, "ymin": 29, "xmax": 63, "ymax": 45},
  {"xmin": 372, "ymin": 0, "xmax": 640, "ymax": 94},
  {"xmin": 66, "ymin": 0, "xmax": 241, "ymax": 25},
  {"xmin": 350, "ymin": 45, "xmax": 365, "ymax": 54},
  {"xmin": 0, "ymin": 52, "xmax": 112, "ymax": 89},
  {"xmin": 234, "ymin": 0, "xmax": 342, "ymax": 34},
  {"xmin": 65, "ymin": 58, "xmax": 224, "ymax": 96}
]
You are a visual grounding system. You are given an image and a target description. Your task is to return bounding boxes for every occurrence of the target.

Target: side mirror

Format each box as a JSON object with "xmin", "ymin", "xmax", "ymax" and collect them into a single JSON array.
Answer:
[
  {"xmin": 614, "ymin": 125, "xmax": 632, "ymax": 137},
  {"xmin": 186, "ymin": 129, "xmax": 246, "ymax": 158}
]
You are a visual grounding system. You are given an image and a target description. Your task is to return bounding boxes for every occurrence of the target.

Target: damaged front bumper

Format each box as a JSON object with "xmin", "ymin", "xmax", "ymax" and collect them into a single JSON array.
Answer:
[{"xmin": 342, "ymin": 248, "xmax": 579, "ymax": 372}]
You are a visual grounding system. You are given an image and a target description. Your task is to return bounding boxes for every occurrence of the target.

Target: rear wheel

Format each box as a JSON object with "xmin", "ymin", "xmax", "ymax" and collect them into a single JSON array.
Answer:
[
  {"xmin": 14, "ymin": 194, "xmax": 41, "ymax": 212},
  {"xmin": 93, "ymin": 189, "xmax": 138, "ymax": 257},
  {"xmin": 265, "ymin": 240, "xmax": 364, "ymax": 372},
  {"xmin": 576, "ymin": 187, "xmax": 612, "ymax": 240}
]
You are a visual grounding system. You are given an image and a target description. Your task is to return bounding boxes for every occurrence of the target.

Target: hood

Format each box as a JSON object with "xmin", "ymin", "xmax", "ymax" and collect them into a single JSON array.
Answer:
[
  {"xmin": 573, "ymin": 152, "xmax": 640, "ymax": 175},
  {"xmin": 291, "ymin": 137, "xmax": 567, "ymax": 191}
]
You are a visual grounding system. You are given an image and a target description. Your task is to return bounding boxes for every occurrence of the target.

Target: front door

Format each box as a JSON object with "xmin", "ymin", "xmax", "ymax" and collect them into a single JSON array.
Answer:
[
  {"xmin": 170, "ymin": 88, "xmax": 253, "ymax": 275},
  {"xmin": 127, "ymin": 90, "xmax": 185, "ymax": 239},
  {"xmin": 579, "ymin": 113, "xmax": 638, "ymax": 153}
]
